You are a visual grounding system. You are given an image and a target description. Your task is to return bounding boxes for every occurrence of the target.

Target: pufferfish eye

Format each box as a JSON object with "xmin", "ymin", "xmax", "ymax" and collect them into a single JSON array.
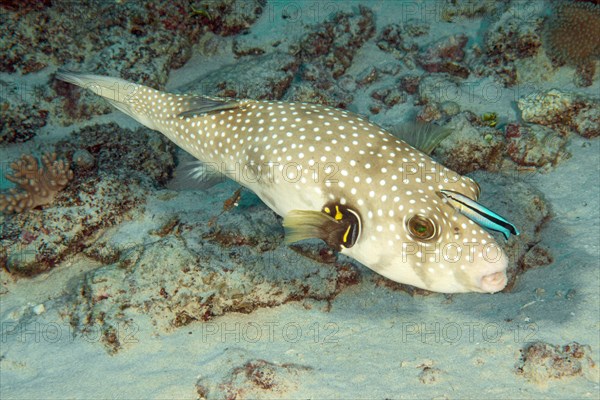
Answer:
[{"xmin": 407, "ymin": 214, "xmax": 437, "ymax": 241}]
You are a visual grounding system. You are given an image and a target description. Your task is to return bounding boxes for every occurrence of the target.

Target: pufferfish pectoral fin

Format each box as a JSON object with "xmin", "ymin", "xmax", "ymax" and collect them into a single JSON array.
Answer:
[
  {"xmin": 283, "ymin": 205, "xmax": 361, "ymax": 251},
  {"xmin": 167, "ymin": 156, "xmax": 227, "ymax": 191},
  {"xmin": 283, "ymin": 210, "xmax": 349, "ymax": 251}
]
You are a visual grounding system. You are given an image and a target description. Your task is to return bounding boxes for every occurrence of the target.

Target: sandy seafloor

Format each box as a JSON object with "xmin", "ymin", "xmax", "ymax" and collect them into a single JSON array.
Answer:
[{"xmin": 1, "ymin": 1, "xmax": 599, "ymax": 399}]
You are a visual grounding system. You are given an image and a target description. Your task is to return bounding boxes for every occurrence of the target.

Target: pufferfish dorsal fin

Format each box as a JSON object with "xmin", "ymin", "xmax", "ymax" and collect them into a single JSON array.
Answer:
[
  {"xmin": 387, "ymin": 122, "xmax": 452, "ymax": 155},
  {"xmin": 176, "ymin": 96, "xmax": 246, "ymax": 118},
  {"xmin": 391, "ymin": 122, "xmax": 481, "ymax": 200},
  {"xmin": 283, "ymin": 203, "xmax": 362, "ymax": 251}
]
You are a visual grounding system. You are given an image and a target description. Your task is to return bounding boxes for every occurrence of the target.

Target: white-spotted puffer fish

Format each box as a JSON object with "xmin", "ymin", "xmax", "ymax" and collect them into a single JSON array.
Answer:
[{"xmin": 57, "ymin": 70, "xmax": 514, "ymax": 294}]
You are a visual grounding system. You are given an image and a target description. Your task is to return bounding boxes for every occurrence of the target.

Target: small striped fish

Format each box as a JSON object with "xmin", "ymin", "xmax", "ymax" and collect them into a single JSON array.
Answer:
[
  {"xmin": 57, "ymin": 70, "xmax": 510, "ymax": 293},
  {"xmin": 440, "ymin": 190, "xmax": 520, "ymax": 240}
]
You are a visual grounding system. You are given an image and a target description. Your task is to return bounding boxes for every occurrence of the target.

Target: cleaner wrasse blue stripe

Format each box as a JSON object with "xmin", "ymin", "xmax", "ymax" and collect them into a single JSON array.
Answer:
[
  {"xmin": 439, "ymin": 189, "xmax": 520, "ymax": 240},
  {"xmin": 56, "ymin": 69, "xmax": 511, "ymax": 294}
]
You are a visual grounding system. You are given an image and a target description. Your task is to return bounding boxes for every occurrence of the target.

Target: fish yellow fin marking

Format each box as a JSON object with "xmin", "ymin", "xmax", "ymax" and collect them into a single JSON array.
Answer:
[
  {"xmin": 342, "ymin": 225, "xmax": 352, "ymax": 244},
  {"xmin": 334, "ymin": 206, "xmax": 343, "ymax": 220}
]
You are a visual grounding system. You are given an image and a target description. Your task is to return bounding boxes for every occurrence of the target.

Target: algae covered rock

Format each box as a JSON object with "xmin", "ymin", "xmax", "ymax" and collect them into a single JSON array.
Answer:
[
  {"xmin": 284, "ymin": 5, "xmax": 375, "ymax": 108},
  {"xmin": 69, "ymin": 182, "xmax": 360, "ymax": 353},
  {"xmin": 481, "ymin": 2, "xmax": 544, "ymax": 86},
  {"xmin": 517, "ymin": 89, "xmax": 600, "ymax": 138},
  {"xmin": 197, "ymin": 359, "xmax": 312, "ymax": 399},
  {"xmin": 516, "ymin": 341, "xmax": 599, "ymax": 387},
  {"xmin": 417, "ymin": 34, "xmax": 470, "ymax": 79},
  {"xmin": 505, "ymin": 123, "xmax": 570, "ymax": 169},
  {"xmin": 469, "ymin": 170, "xmax": 551, "ymax": 291},
  {"xmin": 0, "ymin": 102, "xmax": 48, "ymax": 144},
  {"xmin": 181, "ymin": 52, "xmax": 299, "ymax": 100},
  {"xmin": 433, "ymin": 112, "xmax": 506, "ymax": 175},
  {"xmin": 0, "ymin": 123, "xmax": 176, "ymax": 276}
]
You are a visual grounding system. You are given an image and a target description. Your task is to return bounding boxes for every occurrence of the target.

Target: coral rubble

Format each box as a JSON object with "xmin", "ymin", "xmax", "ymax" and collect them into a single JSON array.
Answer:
[
  {"xmin": 468, "ymin": 171, "xmax": 552, "ymax": 290},
  {"xmin": 285, "ymin": 5, "xmax": 375, "ymax": 107},
  {"xmin": 433, "ymin": 112, "xmax": 506, "ymax": 175},
  {"xmin": 376, "ymin": 23, "xmax": 418, "ymax": 60},
  {"xmin": 481, "ymin": 4, "xmax": 544, "ymax": 86},
  {"xmin": 196, "ymin": 358, "xmax": 312, "ymax": 399},
  {"xmin": 1, "ymin": 0, "xmax": 266, "ymax": 125},
  {"xmin": 69, "ymin": 187, "xmax": 361, "ymax": 352},
  {"xmin": 181, "ymin": 52, "xmax": 299, "ymax": 100},
  {"xmin": 517, "ymin": 341, "xmax": 598, "ymax": 386},
  {"xmin": 518, "ymin": 89, "xmax": 600, "ymax": 138},
  {"xmin": 0, "ymin": 102, "xmax": 48, "ymax": 144},
  {"xmin": 0, "ymin": 0, "xmax": 265, "ymax": 79},
  {"xmin": 195, "ymin": 0, "xmax": 266, "ymax": 37},
  {"xmin": 417, "ymin": 34, "xmax": 470, "ymax": 79},
  {"xmin": 505, "ymin": 123, "xmax": 570, "ymax": 169}
]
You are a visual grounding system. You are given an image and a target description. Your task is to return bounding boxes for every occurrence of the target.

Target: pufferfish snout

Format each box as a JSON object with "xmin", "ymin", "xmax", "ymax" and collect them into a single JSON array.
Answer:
[
  {"xmin": 388, "ymin": 196, "xmax": 510, "ymax": 293},
  {"xmin": 56, "ymin": 70, "xmax": 512, "ymax": 294}
]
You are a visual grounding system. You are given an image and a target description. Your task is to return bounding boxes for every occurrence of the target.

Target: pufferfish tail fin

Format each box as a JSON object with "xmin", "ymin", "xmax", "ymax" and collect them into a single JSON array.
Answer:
[
  {"xmin": 56, "ymin": 69, "xmax": 160, "ymax": 130},
  {"xmin": 56, "ymin": 69, "xmax": 244, "ymax": 130}
]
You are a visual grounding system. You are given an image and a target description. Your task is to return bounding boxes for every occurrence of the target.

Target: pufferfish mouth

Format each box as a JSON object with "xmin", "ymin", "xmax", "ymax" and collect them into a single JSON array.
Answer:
[{"xmin": 479, "ymin": 271, "xmax": 508, "ymax": 293}]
